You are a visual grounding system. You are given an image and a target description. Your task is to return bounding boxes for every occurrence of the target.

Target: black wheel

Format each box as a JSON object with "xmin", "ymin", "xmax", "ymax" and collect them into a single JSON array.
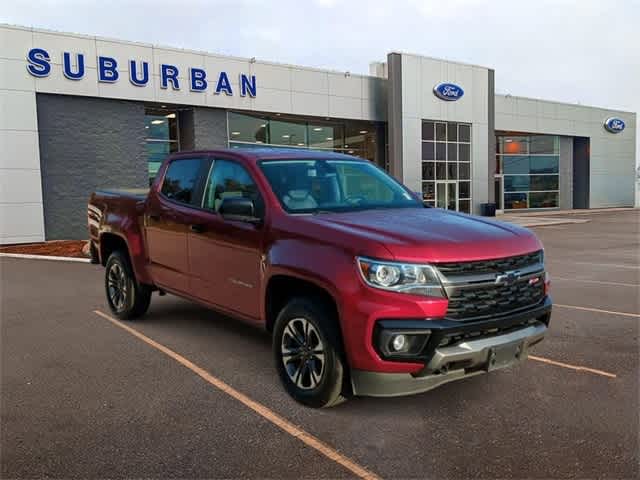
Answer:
[
  {"xmin": 105, "ymin": 250, "xmax": 151, "ymax": 320},
  {"xmin": 273, "ymin": 297, "xmax": 347, "ymax": 408}
]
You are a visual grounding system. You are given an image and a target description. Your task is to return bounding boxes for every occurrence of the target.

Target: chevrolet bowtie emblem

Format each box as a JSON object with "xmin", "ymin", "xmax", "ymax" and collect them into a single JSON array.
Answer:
[{"xmin": 495, "ymin": 270, "xmax": 521, "ymax": 286}]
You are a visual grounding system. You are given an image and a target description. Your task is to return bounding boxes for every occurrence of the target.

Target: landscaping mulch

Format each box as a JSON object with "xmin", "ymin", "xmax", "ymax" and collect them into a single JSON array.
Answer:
[{"xmin": 0, "ymin": 240, "xmax": 90, "ymax": 258}]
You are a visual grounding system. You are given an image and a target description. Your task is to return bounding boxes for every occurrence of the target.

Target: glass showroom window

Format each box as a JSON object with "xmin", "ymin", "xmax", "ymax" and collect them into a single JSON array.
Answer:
[
  {"xmin": 227, "ymin": 112, "xmax": 378, "ymax": 163},
  {"xmin": 497, "ymin": 135, "xmax": 559, "ymax": 209},
  {"xmin": 421, "ymin": 120, "xmax": 472, "ymax": 213},
  {"xmin": 145, "ymin": 108, "xmax": 179, "ymax": 184}
]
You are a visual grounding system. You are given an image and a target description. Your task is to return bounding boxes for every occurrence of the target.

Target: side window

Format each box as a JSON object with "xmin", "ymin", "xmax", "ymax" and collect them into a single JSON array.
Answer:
[
  {"xmin": 203, "ymin": 160, "xmax": 264, "ymax": 217},
  {"xmin": 161, "ymin": 158, "xmax": 206, "ymax": 205}
]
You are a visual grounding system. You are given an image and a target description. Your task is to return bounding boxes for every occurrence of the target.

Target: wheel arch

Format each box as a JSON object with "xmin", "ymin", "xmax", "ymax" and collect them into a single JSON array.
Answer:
[
  {"xmin": 265, "ymin": 274, "xmax": 340, "ymax": 335},
  {"xmin": 99, "ymin": 232, "xmax": 130, "ymax": 267}
]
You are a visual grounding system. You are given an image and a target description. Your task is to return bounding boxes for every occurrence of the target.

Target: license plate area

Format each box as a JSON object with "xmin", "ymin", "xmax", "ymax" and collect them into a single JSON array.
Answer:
[{"xmin": 487, "ymin": 342, "xmax": 523, "ymax": 371}]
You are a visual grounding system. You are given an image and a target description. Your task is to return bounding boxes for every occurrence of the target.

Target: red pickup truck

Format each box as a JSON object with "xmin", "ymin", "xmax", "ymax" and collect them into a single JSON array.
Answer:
[{"xmin": 88, "ymin": 149, "xmax": 551, "ymax": 408}]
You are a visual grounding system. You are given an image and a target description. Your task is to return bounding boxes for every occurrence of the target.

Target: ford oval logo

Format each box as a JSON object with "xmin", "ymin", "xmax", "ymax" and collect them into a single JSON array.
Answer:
[
  {"xmin": 604, "ymin": 117, "xmax": 625, "ymax": 133},
  {"xmin": 433, "ymin": 82, "xmax": 464, "ymax": 101}
]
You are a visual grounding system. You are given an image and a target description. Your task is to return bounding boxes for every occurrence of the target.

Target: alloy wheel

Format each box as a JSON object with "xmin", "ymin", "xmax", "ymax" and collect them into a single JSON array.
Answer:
[
  {"xmin": 107, "ymin": 262, "xmax": 128, "ymax": 311},
  {"xmin": 280, "ymin": 317, "xmax": 325, "ymax": 390}
]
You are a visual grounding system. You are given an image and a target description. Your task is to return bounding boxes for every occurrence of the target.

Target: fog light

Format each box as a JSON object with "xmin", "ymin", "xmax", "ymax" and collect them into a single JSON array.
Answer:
[{"xmin": 391, "ymin": 334, "xmax": 407, "ymax": 352}]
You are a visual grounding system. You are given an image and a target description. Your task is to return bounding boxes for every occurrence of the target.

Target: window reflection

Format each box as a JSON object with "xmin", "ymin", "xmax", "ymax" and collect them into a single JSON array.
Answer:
[
  {"xmin": 496, "ymin": 134, "xmax": 560, "ymax": 209},
  {"xmin": 227, "ymin": 112, "xmax": 380, "ymax": 164},
  {"xmin": 421, "ymin": 120, "xmax": 472, "ymax": 213},
  {"xmin": 145, "ymin": 108, "xmax": 179, "ymax": 185}
]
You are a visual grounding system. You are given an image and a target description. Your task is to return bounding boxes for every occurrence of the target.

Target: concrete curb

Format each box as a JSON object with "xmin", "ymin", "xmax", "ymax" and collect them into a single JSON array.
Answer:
[
  {"xmin": 514, "ymin": 219, "xmax": 590, "ymax": 227},
  {"xmin": 0, "ymin": 253, "xmax": 91, "ymax": 263}
]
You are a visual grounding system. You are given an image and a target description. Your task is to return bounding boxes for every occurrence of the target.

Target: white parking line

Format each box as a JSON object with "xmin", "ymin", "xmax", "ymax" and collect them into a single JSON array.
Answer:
[
  {"xmin": 529, "ymin": 356, "xmax": 617, "ymax": 378},
  {"xmin": 549, "ymin": 260, "xmax": 640, "ymax": 270},
  {"xmin": 554, "ymin": 304, "xmax": 640, "ymax": 318},
  {"xmin": 93, "ymin": 310, "xmax": 380, "ymax": 480},
  {"xmin": 551, "ymin": 276, "xmax": 639, "ymax": 288}
]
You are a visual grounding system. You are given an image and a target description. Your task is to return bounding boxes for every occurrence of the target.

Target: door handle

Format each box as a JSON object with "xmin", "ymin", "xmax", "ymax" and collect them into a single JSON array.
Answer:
[{"xmin": 190, "ymin": 224, "xmax": 206, "ymax": 233}]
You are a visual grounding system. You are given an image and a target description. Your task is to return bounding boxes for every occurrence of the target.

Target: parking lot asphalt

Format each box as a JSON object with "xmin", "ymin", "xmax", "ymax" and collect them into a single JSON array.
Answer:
[{"xmin": 1, "ymin": 210, "xmax": 638, "ymax": 479}]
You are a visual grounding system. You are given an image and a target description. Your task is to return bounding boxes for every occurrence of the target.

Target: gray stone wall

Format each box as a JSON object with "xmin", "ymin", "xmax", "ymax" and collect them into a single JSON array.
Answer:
[
  {"xmin": 37, "ymin": 93, "xmax": 146, "ymax": 240},
  {"xmin": 193, "ymin": 107, "xmax": 228, "ymax": 150}
]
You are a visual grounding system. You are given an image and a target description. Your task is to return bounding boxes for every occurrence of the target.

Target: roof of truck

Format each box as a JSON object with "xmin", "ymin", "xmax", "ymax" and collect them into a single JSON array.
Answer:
[{"xmin": 172, "ymin": 148, "xmax": 367, "ymax": 162}]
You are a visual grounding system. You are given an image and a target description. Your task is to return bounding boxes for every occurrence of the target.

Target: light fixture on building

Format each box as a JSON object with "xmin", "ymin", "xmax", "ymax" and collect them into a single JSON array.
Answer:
[
  {"xmin": 297, "ymin": 142, "xmax": 305, "ymax": 146},
  {"xmin": 250, "ymin": 57, "xmax": 256, "ymax": 63},
  {"xmin": 260, "ymin": 123, "xmax": 267, "ymax": 127},
  {"xmin": 161, "ymin": 105, "xmax": 167, "ymax": 108},
  {"xmin": 165, "ymin": 113, "xmax": 176, "ymax": 119},
  {"xmin": 313, "ymin": 127, "xmax": 323, "ymax": 131},
  {"xmin": 348, "ymin": 150, "xmax": 354, "ymax": 154},
  {"xmin": 231, "ymin": 131, "xmax": 241, "ymax": 135},
  {"xmin": 344, "ymin": 71, "xmax": 351, "ymax": 78},
  {"xmin": 282, "ymin": 134, "xmax": 290, "ymax": 138},
  {"xmin": 151, "ymin": 120, "xmax": 164, "ymax": 125},
  {"xmin": 345, "ymin": 144, "xmax": 349, "ymax": 148},
  {"xmin": 326, "ymin": 137, "xmax": 333, "ymax": 140},
  {"xmin": 359, "ymin": 130, "xmax": 368, "ymax": 134}
]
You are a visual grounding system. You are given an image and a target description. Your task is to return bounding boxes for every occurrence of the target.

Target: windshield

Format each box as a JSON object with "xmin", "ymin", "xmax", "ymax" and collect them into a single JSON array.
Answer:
[{"xmin": 259, "ymin": 159, "xmax": 422, "ymax": 213}]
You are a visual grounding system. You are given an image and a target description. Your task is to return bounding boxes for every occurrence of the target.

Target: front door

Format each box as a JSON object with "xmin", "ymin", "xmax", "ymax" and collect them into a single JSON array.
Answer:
[
  {"xmin": 145, "ymin": 156, "xmax": 210, "ymax": 293},
  {"xmin": 187, "ymin": 158, "xmax": 264, "ymax": 322},
  {"xmin": 436, "ymin": 181, "xmax": 458, "ymax": 211}
]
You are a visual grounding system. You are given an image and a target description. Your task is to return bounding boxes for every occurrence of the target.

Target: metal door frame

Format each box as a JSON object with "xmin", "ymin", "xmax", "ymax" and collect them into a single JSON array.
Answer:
[
  {"xmin": 494, "ymin": 174, "xmax": 504, "ymax": 213},
  {"xmin": 435, "ymin": 180, "xmax": 458, "ymax": 211}
]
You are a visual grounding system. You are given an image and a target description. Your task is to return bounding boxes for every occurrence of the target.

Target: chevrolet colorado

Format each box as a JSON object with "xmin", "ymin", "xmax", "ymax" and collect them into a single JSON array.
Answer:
[{"xmin": 88, "ymin": 149, "xmax": 551, "ymax": 408}]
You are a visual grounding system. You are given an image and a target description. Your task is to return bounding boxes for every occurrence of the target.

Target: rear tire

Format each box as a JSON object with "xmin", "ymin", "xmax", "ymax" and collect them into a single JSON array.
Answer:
[
  {"xmin": 105, "ymin": 250, "xmax": 151, "ymax": 320},
  {"xmin": 273, "ymin": 297, "xmax": 347, "ymax": 408}
]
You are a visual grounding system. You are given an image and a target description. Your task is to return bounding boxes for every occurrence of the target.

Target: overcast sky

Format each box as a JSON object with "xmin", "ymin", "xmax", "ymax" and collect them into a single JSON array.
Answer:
[{"xmin": 3, "ymin": 0, "xmax": 639, "ymax": 165}]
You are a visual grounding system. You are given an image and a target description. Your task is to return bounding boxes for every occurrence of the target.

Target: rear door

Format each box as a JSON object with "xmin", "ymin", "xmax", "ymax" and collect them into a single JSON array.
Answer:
[
  {"xmin": 187, "ymin": 158, "xmax": 265, "ymax": 321},
  {"xmin": 145, "ymin": 156, "xmax": 211, "ymax": 293}
]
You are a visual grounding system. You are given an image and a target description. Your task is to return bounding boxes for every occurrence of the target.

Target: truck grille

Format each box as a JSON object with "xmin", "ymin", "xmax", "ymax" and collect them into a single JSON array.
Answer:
[
  {"xmin": 435, "ymin": 251, "xmax": 543, "ymax": 276},
  {"xmin": 445, "ymin": 277, "xmax": 545, "ymax": 320}
]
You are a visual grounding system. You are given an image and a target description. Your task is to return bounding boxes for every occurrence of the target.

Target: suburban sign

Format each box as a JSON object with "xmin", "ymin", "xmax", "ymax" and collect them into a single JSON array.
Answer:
[
  {"xmin": 433, "ymin": 82, "xmax": 464, "ymax": 101},
  {"xmin": 603, "ymin": 117, "xmax": 625, "ymax": 134},
  {"xmin": 25, "ymin": 47, "xmax": 257, "ymax": 97}
]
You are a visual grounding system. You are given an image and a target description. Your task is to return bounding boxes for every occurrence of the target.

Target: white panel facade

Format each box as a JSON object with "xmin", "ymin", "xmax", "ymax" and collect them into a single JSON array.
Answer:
[
  {"xmin": 496, "ymin": 95, "xmax": 637, "ymax": 207},
  {"xmin": 398, "ymin": 53, "xmax": 490, "ymax": 213},
  {"xmin": 0, "ymin": 25, "xmax": 45, "ymax": 243}
]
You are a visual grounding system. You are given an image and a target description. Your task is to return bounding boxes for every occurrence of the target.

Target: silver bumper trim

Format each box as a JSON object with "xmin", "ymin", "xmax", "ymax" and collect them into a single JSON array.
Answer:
[{"xmin": 351, "ymin": 323, "xmax": 547, "ymax": 397}]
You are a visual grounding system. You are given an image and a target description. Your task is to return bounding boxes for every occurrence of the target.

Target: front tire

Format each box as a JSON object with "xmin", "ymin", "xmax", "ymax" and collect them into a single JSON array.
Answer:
[
  {"xmin": 273, "ymin": 297, "xmax": 347, "ymax": 408},
  {"xmin": 105, "ymin": 250, "xmax": 151, "ymax": 320}
]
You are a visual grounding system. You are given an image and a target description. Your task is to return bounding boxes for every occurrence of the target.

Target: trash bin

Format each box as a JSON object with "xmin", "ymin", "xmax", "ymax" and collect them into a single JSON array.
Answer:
[{"xmin": 480, "ymin": 203, "xmax": 496, "ymax": 217}]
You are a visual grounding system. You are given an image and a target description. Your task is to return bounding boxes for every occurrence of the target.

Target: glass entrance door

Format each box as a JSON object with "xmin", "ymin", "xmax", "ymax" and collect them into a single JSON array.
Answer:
[{"xmin": 436, "ymin": 181, "xmax": 458, "ymax": 210}]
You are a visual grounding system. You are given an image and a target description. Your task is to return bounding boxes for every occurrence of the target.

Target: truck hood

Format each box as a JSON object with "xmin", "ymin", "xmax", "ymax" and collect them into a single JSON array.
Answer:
[{"xmin": 302, "ymin": 207, "xmax": 542, "ymax": 263}]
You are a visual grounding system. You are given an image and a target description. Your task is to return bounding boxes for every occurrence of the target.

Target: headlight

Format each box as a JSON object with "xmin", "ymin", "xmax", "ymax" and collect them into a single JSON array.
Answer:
[{"xmin": 357, "ymin": 257, "xmax": 445, "ymax": 298}]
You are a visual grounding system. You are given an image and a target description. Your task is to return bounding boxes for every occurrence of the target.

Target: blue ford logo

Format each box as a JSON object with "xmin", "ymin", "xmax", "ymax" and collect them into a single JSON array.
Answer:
[
  {"xmin": 433, "ymin": 82, "xmax": 464, "ymax": 101},
  {"xmin": 604, "ymin": 117, "xmax": 625, "ymax": 133}
]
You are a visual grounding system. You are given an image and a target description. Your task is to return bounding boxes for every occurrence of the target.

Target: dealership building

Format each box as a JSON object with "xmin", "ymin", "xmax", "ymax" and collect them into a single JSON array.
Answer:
[{"xmin": 1, "ymin": 24, "xmax": 637, "ymax": 243}]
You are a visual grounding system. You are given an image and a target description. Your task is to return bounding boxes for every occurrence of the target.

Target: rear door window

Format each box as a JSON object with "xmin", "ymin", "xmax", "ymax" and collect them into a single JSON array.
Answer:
[{"xmin": 161, "ymin": 158, "xmax": 208, "ymax": 205}]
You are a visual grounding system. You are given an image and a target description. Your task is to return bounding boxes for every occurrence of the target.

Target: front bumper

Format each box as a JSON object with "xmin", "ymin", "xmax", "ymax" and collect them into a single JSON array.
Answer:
[{"xmin": 351, "ymin": 297, "xmax": 551, "ymax": 397}]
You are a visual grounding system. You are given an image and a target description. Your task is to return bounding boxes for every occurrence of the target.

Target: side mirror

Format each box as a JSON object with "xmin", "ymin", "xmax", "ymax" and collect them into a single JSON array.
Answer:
[{"xmin": 219, "ymin": 197, "xmax": 261, "ymax": 223}]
